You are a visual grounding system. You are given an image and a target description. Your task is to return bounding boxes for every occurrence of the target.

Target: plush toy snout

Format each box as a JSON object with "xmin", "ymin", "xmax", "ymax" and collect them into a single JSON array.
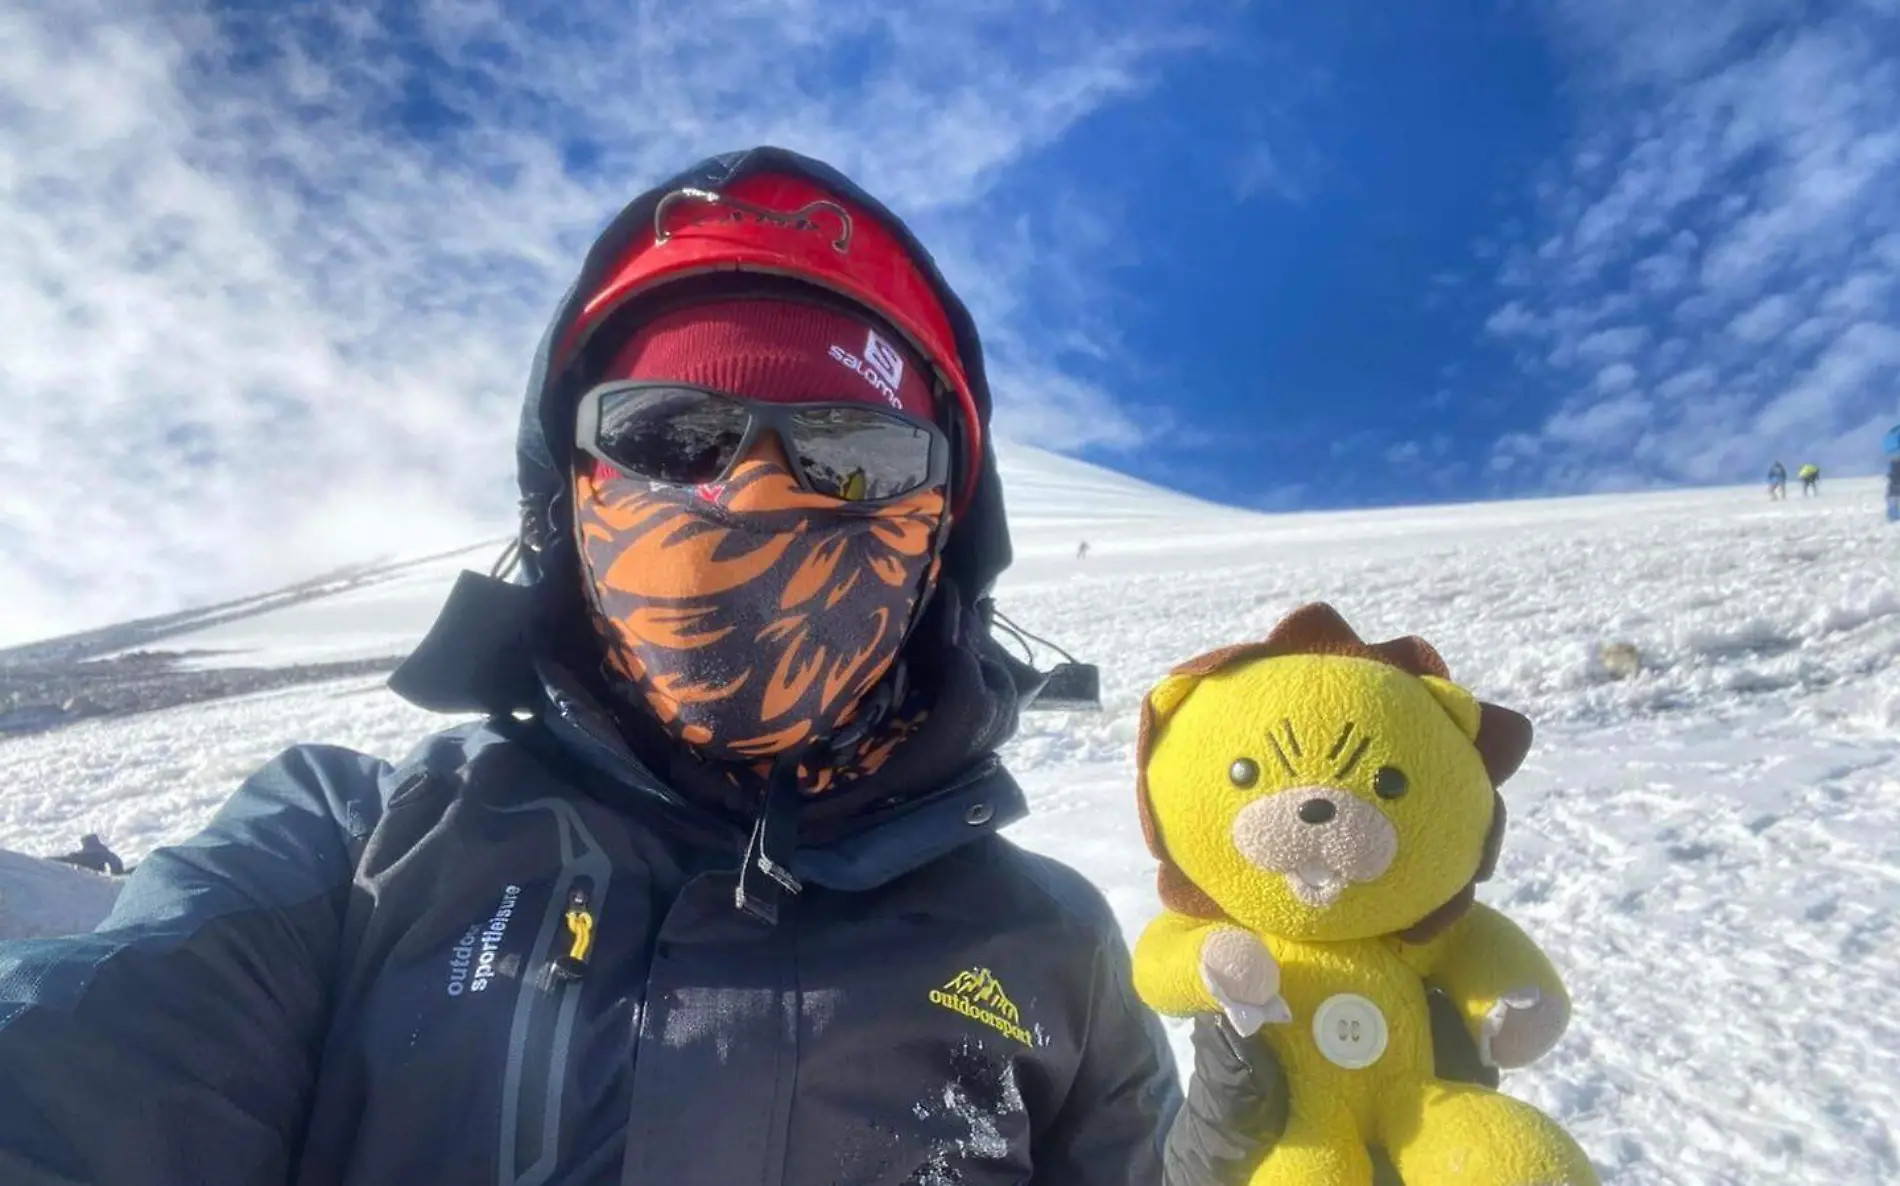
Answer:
[{"xmin": 1233, "ymin": 786, "xmax": 1398, "ymax": 908}]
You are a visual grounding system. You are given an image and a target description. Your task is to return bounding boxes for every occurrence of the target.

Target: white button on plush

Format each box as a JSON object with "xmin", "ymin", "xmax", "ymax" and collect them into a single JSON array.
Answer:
[{"xmin": 1312, "ymin": 993, "xmax": 1388, "ymax": 1069}]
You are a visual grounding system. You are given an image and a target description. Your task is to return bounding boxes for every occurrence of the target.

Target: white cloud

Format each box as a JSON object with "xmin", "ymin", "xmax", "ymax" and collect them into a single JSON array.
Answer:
[
  {"xmin": 1486, "ymin": 301, "xmax": 1540, "ymax": 337},
  {"xmin": 1539, "ymin": 0, "xmax": 1826, "ymax": 92},
  {"xmin": 1822, "ymin": 271, "xmax": 1893, "ymax": 314},
  {"xmin": 1630, "ymin": 229, "xmax": 1700, "ymax": 295},
  {"xmin": 1727, "ymin": 293, "xmax": 1797, "ymax": 343},
  {"xmin": 1546, "ymin": 392, "xmax": 1651, "ymax": 444},
  {"xmin": 1481, "ymin": 0, "xmax": 1900, "ymax": 492},
  {"xmin": 1594, "ymin": 362, "xmax": 1639, "ymax": 393},
  {"xmin": 981, "ymin": 358, "xmax": 1148, "ymax": 454},
  {"xmin": 1575, "ymin": 325, "xmax": 1650, "ymax": 363},
  {"xmin": 1234, "ymin": 141, "xmax": 1299, "ymax": 203},
  {"xmin": 0, "ymin": 0, "xmax": 1216, "ymax": 645},
  {"xmin": 1655, "ymin": 364, "xmax": 1720, "ymax": 402},
  {"xmin": 1754, "ymin": 321, "xmax": 1900, "ymax": 438}
]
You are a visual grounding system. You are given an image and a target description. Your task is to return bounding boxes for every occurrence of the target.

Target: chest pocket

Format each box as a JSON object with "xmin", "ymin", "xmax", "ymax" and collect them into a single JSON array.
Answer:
[
  {"xmin": 489, "ymin": 799, "xmax": 616, "ymax": 1186},
  {"xmin": 317, "ymin": 787, "xmax": 621, "ymax": 1186},
  {"xmin": 780, "ymin": 911, "xmax": 1063, "ymax": 1186}
]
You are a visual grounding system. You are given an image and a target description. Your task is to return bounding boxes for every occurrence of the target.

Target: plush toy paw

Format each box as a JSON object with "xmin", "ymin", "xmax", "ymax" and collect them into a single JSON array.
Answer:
[
  {"xmin": 1478, "ymin": 986, "xmax": 1570, "ymax": 1068},
  {"xmin": 1199, "ymin": 928, "xmax": 1293, "ymax": 1036}
]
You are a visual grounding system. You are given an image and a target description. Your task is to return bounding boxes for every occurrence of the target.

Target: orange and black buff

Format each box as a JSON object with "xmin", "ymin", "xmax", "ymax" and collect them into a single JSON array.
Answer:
[{"xmin": 573, "ymin": 455, "xmax": 944, "ymax": 786}]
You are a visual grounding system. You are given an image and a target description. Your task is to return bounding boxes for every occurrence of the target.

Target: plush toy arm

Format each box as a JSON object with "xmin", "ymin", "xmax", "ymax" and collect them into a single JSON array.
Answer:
[
  {"xmin": 1134, "ymin": 913, "xmax": 1292, "ymax": 1035},
  {"xmin": 1418, "ymin": 902, "xmax": 1571, "ymax": 1069},
  {"xmin": 1133, "ymin": 911, "xmax": 1224, "ymax": 1015}
]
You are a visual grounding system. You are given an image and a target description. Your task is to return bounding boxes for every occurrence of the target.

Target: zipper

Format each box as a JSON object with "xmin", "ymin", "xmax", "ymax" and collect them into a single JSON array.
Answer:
[
  {"xmin": 548, "ymin": 883, "xmax": 596, "ymax": 984},
  {"xmin": 494, "ymin": 800, "xmax": 611, "ymax": 1186}
]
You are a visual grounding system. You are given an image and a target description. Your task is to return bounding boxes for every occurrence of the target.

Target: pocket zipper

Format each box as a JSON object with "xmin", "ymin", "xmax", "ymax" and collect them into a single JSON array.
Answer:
[{"xmin": 548, "ymin": 884, "xmax": 596, "ymax": 985}]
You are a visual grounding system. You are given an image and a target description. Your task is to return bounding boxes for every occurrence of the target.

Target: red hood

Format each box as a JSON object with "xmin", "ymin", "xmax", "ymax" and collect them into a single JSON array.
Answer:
[{"xmin": 554, "ymin": 173, "xmax": 984, "ymax": 516}]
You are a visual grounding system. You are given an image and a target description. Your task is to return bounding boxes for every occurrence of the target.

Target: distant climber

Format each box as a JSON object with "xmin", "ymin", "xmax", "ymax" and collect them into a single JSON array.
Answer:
[
  {"xmin": 1767, "ymin": 461, "xmax": 1787, "ymax": 501},
  {"xmin": 50, "ymin": 834, "xmax": 126, "ymax": 877},
  {"xmin": 1799, "ymin": 463, "xmax": 1820, "ymax": 497},
  {"xmin": 1887, "ymin": 457, "xmax": 1900, "ymax": 522},
  {"xmin": 1076, "ymin": 540, "xmax": 1090, "ymax": 560}
]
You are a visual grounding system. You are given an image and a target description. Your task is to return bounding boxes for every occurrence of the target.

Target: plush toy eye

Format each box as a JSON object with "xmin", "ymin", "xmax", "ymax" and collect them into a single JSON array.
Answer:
[
  {"xmin": 1229, "ymin": 758, "xmax": 1259, "ymax": 788},
  {"xmin": 1374, "ymin": 766, "xmax": 1409, "ymax": 800}
]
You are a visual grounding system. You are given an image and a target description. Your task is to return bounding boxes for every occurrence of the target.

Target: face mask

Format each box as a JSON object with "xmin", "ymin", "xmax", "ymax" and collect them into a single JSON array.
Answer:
[{"xmin": 573, "ymin": 455, "xmax": 945, "ymax": 762}]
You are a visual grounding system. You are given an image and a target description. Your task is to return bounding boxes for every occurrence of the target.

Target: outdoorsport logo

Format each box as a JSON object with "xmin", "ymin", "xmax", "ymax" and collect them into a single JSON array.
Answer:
[
  {"xmin": 829, "ymin": 328, "xmax": 906, "ymax": 408},
  {"xmin": 930, "ymin": 967, "xmax": 1033, "ymax": 1047}
]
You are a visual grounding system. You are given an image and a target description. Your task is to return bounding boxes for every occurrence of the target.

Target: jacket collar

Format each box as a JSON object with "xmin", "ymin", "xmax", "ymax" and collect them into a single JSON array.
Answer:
[{"xmin": 387, "ymin": 569, "xmax": 1026, "ymax": 892}]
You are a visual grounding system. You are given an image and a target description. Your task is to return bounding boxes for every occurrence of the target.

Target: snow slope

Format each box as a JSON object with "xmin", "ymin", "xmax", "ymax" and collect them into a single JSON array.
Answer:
[
  {"xmin": 88, "ymin": 540, "xmax": 509, "ymax": 671},
  {"xmin": 0, "ymin": 850, "xmax": 120, "ymax": 938},
  {"xmin": 3, "ymin": 454, "xmax": 1898, "ymax": 1184},
  {"xmin": 50, "ymin": 441, "xmax": 1251, "ymax": 672}
]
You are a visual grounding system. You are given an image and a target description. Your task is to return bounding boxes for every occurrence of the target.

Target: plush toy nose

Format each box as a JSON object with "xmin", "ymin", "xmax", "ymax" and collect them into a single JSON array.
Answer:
[
  {"xmin": 1298, "ymin": 798, "xmax": 1337, "ymax": 825},
  {"xmin": 1233, "ymin": 785, "xmax": 1399, "ymax": 901}
]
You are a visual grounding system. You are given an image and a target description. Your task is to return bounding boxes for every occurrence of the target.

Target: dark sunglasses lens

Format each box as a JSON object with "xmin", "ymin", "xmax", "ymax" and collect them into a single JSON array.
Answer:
[
  {"xmin": 788, "ymin": 408, "xmax": 936, "ymax": 501},
  {"xmin": 594, "ymin": 388, "xmax": 746, "ymax": 485}
]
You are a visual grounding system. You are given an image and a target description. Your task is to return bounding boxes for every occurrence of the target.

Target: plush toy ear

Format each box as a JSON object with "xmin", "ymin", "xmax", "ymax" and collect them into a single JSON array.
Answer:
[
  {"xmin": 1419, "ymin": 676, "xmax": 1482, "ymax": 742},
  {"xmin": 1474, "ymin": 703, "xmax": 1534, "ymax": 787},
  {"xmin": 1134, "ymin": 671, "xmax": 1228, "ymax": 922},
  {"xmin": 1147, "ymin": 672, "xmax": 1199, "ymax": 722},
  {"xmin": 1134, "ymin": 672, "xmax": 1203, "ymax": 865}
]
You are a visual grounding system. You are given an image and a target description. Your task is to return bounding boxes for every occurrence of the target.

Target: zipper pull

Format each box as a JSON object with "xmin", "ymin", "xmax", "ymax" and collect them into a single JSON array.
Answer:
[{"xmin": 549, "ymin": 885, "xmax": 595, "ymax": 984}]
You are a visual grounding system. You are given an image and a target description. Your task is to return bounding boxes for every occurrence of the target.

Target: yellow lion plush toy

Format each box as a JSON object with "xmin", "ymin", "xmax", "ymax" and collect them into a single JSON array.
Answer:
[{"xmin": 1132, "ymin": 603, "xmax": 1597, "ymax": 1186}]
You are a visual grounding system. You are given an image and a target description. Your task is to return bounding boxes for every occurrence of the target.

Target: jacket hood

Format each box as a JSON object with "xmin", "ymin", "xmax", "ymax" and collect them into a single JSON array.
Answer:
[
  {"xmin": 510, "ymin": 146, "xmax": 1013, "ymax": 607},
  {"xmin": 392, "ymin": 150, "xmax": 1045, "ymax": 811}
]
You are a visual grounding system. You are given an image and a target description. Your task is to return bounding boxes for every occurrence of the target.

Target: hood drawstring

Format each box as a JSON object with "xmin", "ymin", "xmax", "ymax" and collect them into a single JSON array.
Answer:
[
  {"xmin": 733, "ymin": 672, "xmax": 910, "ymax": 925},
  {"xmin": 735, "ymin": 751, "xmax": 807, "ymax": 925}
]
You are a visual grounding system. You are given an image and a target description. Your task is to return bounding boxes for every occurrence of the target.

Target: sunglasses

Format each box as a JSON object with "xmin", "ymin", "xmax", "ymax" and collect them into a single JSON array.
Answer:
[{"xmin": 574, "ymin": 382, "xmax": 953, "ymax": 505}]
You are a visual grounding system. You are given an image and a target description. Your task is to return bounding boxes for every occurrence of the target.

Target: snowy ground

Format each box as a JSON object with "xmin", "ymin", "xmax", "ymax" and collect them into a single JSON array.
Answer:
[
  {"xmin": 0, "ymin": 849, "xmax": 122, "ymax": 939},
  {"xmin": 2, "ymin": 452, "xmax": 1896, "ymax": 1184}
]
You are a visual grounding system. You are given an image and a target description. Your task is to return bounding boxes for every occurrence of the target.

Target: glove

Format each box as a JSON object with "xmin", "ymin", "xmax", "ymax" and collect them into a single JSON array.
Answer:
[
  {"xmin": 1161, "ymin": 990, "xmax": 1497, "ymax": 1186},
  {"xmin": 1476, "ymin": 986, "xmax": 1567, "ymax": 1069},
  {"xmin": 1198, "ymin": 929, "xmax": 1293, "ymax": 1036},
  {"xmin": 1161, "ymin": 1014, "xmax": 1288, "ymax": 1186}
]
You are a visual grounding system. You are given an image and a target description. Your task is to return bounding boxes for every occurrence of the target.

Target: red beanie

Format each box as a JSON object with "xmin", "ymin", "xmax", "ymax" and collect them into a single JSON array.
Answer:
[{"xmin": 604, "ymin": 298, "xmax": 935, "ymax": 420}]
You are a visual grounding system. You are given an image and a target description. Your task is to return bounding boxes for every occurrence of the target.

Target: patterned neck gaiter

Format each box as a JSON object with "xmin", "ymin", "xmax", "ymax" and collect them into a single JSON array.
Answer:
[{"xmin": 573, "ymin": 455, "xmax": 945, "ymax": 764}]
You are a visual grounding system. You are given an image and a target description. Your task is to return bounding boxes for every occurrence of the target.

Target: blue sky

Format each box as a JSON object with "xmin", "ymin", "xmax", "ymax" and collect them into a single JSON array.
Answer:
[
  {"xmin": 1011, "ymin": 5, "xmax": 1572, "ymax": 508},
  {"xmin": 956, "ymin": 0, "xmax": 1900, "ymax": 510},
  {"xmin": 3, "ymin": 0, "xmax": 1899, "ymax": 640}
]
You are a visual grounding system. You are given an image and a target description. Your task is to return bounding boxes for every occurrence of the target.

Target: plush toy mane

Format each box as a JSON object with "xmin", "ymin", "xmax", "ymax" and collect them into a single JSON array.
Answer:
[{"xmin": 1135, "ymin": 603, "xmax": 1533, "ymax": 945}]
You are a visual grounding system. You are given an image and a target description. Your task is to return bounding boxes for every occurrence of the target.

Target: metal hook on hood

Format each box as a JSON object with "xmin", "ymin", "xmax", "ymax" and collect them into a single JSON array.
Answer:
[{"xmin": 653, "ymin": 186, "xmax": 854, "ymax": 253}]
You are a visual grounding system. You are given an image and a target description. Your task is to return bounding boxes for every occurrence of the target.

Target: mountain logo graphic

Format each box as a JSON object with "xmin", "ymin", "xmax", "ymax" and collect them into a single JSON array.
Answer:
[{"xmin": 930, "ymin": 967, "xmax": 1033, "ymax": 1047}]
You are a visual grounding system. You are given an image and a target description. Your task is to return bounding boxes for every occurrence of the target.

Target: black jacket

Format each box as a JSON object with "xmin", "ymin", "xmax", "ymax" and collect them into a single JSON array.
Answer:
[{"xmin": 0, "ymin": 148, "xmax": 1178, "ymax": 1186}]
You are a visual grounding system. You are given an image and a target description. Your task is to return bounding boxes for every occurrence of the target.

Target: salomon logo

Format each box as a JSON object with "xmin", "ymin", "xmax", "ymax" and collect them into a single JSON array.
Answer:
[
  {"xmin": 862, "ymin": 329, "xmax": 904, "ymax": 391},
  {"xmin": 829, "ymin": 329, "xmax": 905, "ymax": 408}
]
